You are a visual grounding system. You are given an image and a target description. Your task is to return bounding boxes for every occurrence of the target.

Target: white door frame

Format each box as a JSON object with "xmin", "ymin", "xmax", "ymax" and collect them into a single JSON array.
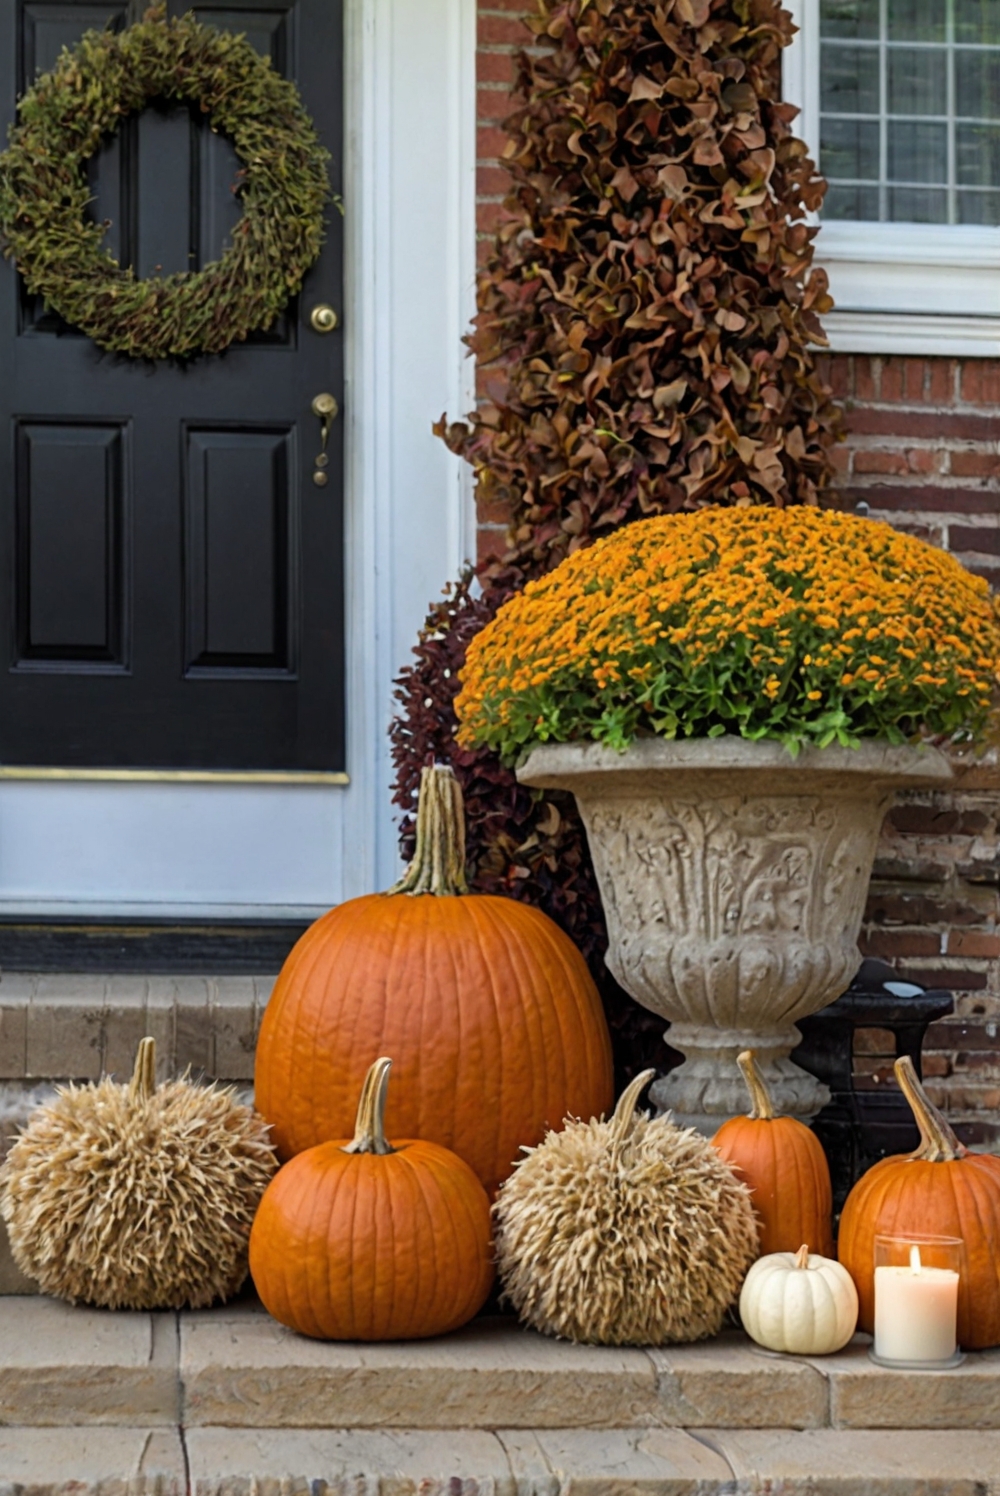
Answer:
[{"xmin": 0, "ymin": 0, "xmax": 478, "ymax": 918}]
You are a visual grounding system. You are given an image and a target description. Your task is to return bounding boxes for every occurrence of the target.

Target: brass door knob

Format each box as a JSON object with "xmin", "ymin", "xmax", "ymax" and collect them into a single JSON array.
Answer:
[
  {"xmin": 311, "ymin": 392, "xmax": 339, "ymax": 420},
  {"xmin": 310, "ymin": 304, "xmax": 339, "ymax": 333}
]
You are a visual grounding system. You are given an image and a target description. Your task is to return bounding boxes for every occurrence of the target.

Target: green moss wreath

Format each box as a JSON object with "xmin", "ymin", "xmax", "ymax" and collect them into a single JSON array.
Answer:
[{"xmin": 0, "ymin": 5, "xmax": 331, "ymax": 359}]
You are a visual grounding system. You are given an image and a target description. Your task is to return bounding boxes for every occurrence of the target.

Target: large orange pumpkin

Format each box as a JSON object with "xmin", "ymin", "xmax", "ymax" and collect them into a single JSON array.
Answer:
[
  {"xmin": 713, "ymin": 1050, "xmax": 834, "ymax": 1258},
  {"xmin": 838, "ymin": 1055, "xmax": 1000, "ymax": 1350},
  {"xmin": 255, "ymin": 765, "xmax": 614, "ymax": 1197},
  {"xmin": 250, "ymin": 1058, "xmax": 494, "ymax": 1340}
]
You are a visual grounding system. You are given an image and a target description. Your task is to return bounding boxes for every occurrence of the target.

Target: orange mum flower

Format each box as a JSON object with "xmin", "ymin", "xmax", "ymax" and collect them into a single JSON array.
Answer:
[{"xmin": 455, "ymin": 508, "xmax": 1000, "ymax": 760}]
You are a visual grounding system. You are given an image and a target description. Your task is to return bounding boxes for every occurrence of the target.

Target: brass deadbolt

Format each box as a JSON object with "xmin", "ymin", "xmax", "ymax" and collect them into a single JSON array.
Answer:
[{"xmin": 310, "ymin": 304, "xmax": 339, "ymax": 333}]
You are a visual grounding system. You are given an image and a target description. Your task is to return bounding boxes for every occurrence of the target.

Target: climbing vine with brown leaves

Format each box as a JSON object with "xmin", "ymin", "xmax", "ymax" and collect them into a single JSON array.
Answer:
[{"xmin": 392, "ymin": 0, "xmax": 844, "ymax": 1087}]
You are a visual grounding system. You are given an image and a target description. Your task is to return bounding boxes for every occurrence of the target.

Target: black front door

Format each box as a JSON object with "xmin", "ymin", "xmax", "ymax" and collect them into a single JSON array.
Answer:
[{"xmin": 0, "ymin": 0, "xmax": 344, "ymax": 774}]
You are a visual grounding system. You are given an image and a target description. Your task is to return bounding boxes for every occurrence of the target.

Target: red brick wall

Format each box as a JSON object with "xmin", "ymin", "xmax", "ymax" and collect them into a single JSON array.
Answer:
[
  {"xmin": 474, "ymin": 5, "xmax": 1000, "ymax": 1147},
  {"xmin": 822, "ymin": 355, "xmax": 1000, "ymax": 591}
]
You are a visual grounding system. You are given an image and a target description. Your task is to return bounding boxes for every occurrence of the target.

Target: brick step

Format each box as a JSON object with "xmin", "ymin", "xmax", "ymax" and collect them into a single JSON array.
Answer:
[
  {"xmin": 1, "ymin": 1299, "xmax": 999, "ymax": 1434},
  {"xmin": 1, "ymin": 1424, "xmax": 997, "ymax": 1494},
  {"xmin": 0, "ymin": 973, "xmax": 276, "ymax": 1090}
]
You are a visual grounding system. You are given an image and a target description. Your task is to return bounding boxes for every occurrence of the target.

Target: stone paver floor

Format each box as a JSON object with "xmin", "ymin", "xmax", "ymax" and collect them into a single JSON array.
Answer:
[{"xmin": 0, "ymin": 1296, "xmax": 998, "ymax": 1492}]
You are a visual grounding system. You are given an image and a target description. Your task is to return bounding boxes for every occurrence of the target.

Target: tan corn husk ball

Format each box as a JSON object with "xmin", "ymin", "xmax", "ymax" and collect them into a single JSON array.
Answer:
[
  {"xmin": 494, "ymin": 1069, "xmax": 759, "ymax": 1345},
  {"xmin": 0, "ymin": 1037, "xmax": 277, "ymax": 1310}
]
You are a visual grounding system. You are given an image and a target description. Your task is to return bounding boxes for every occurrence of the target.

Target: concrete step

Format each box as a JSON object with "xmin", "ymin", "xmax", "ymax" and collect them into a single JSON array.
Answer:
[
  {"xmin": 0, "ymin": 1427, "xmax": 186, "ymax": 1494},
  {"xmin": 1, "ymin": 1298, "xmax": 999, "ymax": 1434},
  {"xmin": 0, "ymin": 1303, "xmax": 997, "ymax": 1492},
  {"xmin": 0, "ymin": 1425, "xmax": 997, "ymax": 1495}
]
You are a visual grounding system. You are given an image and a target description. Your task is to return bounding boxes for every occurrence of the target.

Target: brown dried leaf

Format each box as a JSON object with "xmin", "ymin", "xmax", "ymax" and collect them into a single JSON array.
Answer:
[{"xmin": 392, "ymin": 0, "xmax": 845, "ymax": 1095}]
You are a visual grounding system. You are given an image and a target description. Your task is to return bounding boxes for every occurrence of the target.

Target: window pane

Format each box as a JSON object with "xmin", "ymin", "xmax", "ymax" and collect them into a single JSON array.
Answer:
[
  {"xmin": 820, "ymin": 0, "xmax": 1000, "ymax": 224},
  {"xmin": 955, "ymin": 49, "xmax": 1000, "ymax": 120},
  {"xmin": 888, "ymin": 0, "xmax": 946, "ymax": 44},
  {"xmin": 824, "ymin": 184, "xmax": 882, "ymax": 219},
  {"xmin": 957, "ymin": 189, "xmax": 1000, "ymax": 224},
  {"xmin": 957, "ymin": 123, "xmax": 1000, "ymax": 186},
  {"xmin": 822, "ymin": 43, "xmax": 880, "ymax": 113},
  {"xmin": 821, "ymin": 0, "xmax": 879, "ymax": 39},
  {"xmin": 888, "ymin": 186, "xmax": 948, "ymax": 220},
  {"xmin": 956, "ymin": 0, "xmax": 1000, "ymax": 46},
  {"xmin": 888, "ymin": 121, "xmax": 947, "ymax": 182},
  {"xmin": 888, "ymin": 48, "xmax": 947, "ymax": 115},
  {"xmin": 821, "ymin": 117, "xmax": 881, "ymax": 179}
]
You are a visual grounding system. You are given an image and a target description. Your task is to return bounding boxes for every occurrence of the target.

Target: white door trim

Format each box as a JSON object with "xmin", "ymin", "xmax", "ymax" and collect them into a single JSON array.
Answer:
[
  {"xmin": 0, "ymin": 0, "xmax": 478, "ymax": 918},
  {"xmin": 341, "ymin": 0, "xmax": 478, "ymax": 900}
]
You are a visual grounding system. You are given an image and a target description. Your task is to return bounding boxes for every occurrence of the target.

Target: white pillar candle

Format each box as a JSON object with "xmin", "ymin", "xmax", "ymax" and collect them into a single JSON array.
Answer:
[{"xmin": 874, "ymin": 1245, "xmax": 959, "ymax": 1363}]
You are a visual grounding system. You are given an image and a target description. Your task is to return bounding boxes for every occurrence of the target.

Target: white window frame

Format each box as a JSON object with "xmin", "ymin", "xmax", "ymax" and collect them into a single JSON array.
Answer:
[{"xmin": 783, "ymin": 0, "xmax": 1000, "ymax": 357}]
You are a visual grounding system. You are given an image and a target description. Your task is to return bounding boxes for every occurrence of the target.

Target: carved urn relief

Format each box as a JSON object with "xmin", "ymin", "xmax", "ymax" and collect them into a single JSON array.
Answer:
[{"xmin": 518, "ymin": 738, "xmax": 952, "ymax": 1133}]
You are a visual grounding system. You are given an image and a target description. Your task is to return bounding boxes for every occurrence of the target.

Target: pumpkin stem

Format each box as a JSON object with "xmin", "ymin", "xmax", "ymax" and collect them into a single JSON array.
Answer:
[
  {"xmin": 343, "ymin": 1057, "xmax": 396, "ymax": 1156},
  {"xmin": 794, "ymin": 1244, "xmax": 811, "ymax": 1270},
  {"xmin": 387, "ymin": 764, "xmax": 469, "ymax": 898},
  {"xmin": 737, "ymin": 1049, "xmax": 775, "ymax": 1121},
  {"xmin": 895, "ymin": 1054, "xmax": 965, "ymax": 1163},
  {"xmin": 128, "ymin": 1036, "xmax": 157, "ymax": 1104},
  {"xmin": 609, "ymin": 1068, "xmax": 657, "ymax": 1148}
]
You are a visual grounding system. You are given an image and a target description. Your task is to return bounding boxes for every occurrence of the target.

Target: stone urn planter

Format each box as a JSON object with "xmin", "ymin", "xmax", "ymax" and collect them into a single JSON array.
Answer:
[{"xmin": 518, "ymin": 737, "xmax": 952, "ymax": 1133}]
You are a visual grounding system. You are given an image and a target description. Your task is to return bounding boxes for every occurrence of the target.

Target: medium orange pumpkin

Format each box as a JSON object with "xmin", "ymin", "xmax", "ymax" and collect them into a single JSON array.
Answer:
[
  {"xmin": 255, "ymin": 765, "xmax": 614, "ymax": 1197},
  {"xmin": 249, "ymin": 1057, "xmax": 494, "ymax": 1340},
  {"xmin": 838, "ymin": 1055, "xmax": 1000, "ymax": 1350},
  {"xmin": 713, "ymin": 1050, "xmax": 834, "ymax": 1258}
]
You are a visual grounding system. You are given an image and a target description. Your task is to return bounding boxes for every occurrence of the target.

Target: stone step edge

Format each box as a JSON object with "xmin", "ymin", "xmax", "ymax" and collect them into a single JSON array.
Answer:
[
  {"xmin": 4, "ymin": 1301, "xmax": 1000, "ymax": 1433},
  {"xmin": 0, "ymin": 1425, "xmax": 998, "ymax": 1496}
]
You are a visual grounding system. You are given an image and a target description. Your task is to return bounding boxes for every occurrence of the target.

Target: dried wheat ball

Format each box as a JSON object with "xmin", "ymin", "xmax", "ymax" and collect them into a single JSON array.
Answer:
[
  {"xmin": 0, "ymin": 1038, "xmax": 276, "ymax": 1310},
  {"xmin": 494, "ymin": 1070, "xmax": 759, "ymax": 1345}
]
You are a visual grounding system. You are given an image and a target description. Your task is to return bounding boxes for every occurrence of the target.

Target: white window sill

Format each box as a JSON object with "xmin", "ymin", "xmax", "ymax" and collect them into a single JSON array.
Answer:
[
  {"xmin": 817, "ymin": 223, "xmax": 1000, "ymax": 357},
  {"xmin": 822, "ymin": 312, "xmax": 1000, "ymax": 358}
]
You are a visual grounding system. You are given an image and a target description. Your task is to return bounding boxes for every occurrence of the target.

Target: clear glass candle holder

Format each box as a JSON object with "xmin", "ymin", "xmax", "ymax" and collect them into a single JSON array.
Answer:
[{"xmin": 871, "ymin": 1234, "xmax": 964, "ymax": 1370}]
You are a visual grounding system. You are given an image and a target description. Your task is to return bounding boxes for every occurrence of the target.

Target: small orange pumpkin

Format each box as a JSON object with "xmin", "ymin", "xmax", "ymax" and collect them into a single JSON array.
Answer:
[
  {"xmin": 838, "ymin": 1055, "xmax": 1000, "ymax": 1351},
  {"xmin": 249, "ymin": 1057, "xmax": 494, "ymax": 1340},
  {"xmin": 713, "ymin": 1050, "xmax": 834, "ymax": 1258},
  {"xmin": 255, "ymin": 765, "xmax": 614, "ymax": 1197}
]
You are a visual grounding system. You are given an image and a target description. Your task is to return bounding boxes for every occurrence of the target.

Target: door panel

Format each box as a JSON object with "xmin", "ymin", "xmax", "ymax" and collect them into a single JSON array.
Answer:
[
  {"xmin": 20, "ymin": 0, "xmax": 127, "ymax": 81},
  {"xmin": 183, "ymin": 425, "xmax": 295, "ymax": 675},
  {"xmin": 197, "ymin": 5, "xmax": 291, "ymax": 68},
  {"xmin": 135, "ymin": 105, "xmax": 196, "ymax": 279},
  {"xmin": 15, "ymin": 421, "xmax": 127, "ymax": 667},
  {"xmin": 1, "ymin": 0, "xmax": 344, "ymax": 774}
]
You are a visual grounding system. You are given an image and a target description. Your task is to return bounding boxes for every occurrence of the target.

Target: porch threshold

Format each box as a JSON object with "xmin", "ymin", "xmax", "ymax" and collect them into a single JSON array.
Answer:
[{"xmin": 0, "ymin": 914, "xmax": 308, "ymax": 973}]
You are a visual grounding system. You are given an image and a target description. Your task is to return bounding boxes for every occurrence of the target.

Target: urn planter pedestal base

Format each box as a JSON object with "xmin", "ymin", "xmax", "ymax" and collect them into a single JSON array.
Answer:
[{"xmin": 518, "ymin": 738, "xmax": 951, "ymax": 1132}]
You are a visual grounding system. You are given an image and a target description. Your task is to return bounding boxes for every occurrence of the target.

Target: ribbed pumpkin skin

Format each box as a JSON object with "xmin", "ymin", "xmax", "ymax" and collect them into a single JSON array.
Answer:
[
  {"xmin": 254, "ymin": 892, "xmax": 615, "ymax": 1196},
  {"xmin": 713, "ymin": 1115, "xmax": 834, "ymax": 1258},
  {"xmin": 838, "ymin": 1151, "xmax": 1000, "ymax": 1350},
  {"xmin": 249, "ymin": 1137, "xmax": 494, "ymax": 1340}
]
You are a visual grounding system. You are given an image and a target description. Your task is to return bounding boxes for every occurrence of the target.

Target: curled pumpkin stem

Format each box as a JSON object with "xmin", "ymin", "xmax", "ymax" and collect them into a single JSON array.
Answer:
[
  {"xmin": 388, "ymin": 764, "xmax": 469, "ymax": 897},
  {"xmin": 894, "ymin": 1054, "xmax": 965, "ymax": 1164},
  {"xmin": 127, "ymin": 1037, "xmax": 157, "ymax": 1105},
  {"xmin": 609, "ymin": 1068, "xmax": 656, "ymax": 1149},
  {"xmin": 737, "ymin": 1049, "xmax": 775, "ymax": 1122},
  {"xmin": 794, "ymin": 1244, "xmax": 811, "ymax": 1269},
  {"xmin": 343, "ymin": 1057, "xmax": 396, "ymax": 1156}
]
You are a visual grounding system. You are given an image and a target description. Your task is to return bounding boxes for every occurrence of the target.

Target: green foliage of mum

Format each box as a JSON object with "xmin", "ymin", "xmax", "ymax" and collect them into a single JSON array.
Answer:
[
  {"xmin": 455, "ymin": 508, "xmax": 1000, "ymax": 760},
  {"xmin": 0, "ymin": 4, "xmax": 331, "ymax": 359}
]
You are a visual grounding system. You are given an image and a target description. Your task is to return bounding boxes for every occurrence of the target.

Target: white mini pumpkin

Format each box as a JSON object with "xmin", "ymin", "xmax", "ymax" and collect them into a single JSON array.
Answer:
[{"xmin": 740, "ymin": 1244, "xmax": 859, "ymax": 1355}]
